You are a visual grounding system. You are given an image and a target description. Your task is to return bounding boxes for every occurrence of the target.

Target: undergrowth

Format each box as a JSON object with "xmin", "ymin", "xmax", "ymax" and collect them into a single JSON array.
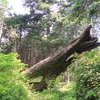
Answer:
[
  {"xmin": 0, "ymin": 49, "xmax": 100, "ymax": 100},
  {"xmin": 0, "ymin": 52, "xmax": 76, "ymax": 100}
]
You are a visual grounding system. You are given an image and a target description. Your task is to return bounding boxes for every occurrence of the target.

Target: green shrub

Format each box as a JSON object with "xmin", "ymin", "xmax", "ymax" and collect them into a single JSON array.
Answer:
[
  {"xmin": 71, "ymin": 49, "xmax": 100, "ymax": 100},
  {"xmin": 0, "ymin": 53, "xmax": 28, "ymax": 100}
]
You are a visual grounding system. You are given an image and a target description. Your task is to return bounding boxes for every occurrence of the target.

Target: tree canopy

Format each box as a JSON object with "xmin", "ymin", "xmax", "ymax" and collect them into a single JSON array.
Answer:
[{"xmin": 1, "ymin": 0, "xmax": 100, "ymax": 67}]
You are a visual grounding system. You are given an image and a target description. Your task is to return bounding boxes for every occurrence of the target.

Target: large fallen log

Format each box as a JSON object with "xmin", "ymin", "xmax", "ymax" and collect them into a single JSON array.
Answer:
[{"xmin": 23, "ymin": 25, "xmax": 100, "ymax": 91}]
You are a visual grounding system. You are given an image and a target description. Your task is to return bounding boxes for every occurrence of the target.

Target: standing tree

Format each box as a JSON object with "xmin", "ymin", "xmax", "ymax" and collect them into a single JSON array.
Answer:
[{"xmin": 0, "ymin": 0, "xmax": 8, "ymax": 45}]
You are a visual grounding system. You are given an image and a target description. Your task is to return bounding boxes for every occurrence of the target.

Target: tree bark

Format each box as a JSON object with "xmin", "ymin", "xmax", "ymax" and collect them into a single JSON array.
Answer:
[
  {"xmin": 0, "ymin": 18, "xmax": 4, "ymax": 46},
  {"xmin": 23, "ymin": 25, "xmax": 100, "ymax": 91}
]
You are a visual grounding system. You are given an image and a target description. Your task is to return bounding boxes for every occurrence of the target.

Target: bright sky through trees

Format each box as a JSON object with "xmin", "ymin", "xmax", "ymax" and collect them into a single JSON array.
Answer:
[{"xmin": 7, "ymin": 0, "xmax": 28, "ymax": 14}]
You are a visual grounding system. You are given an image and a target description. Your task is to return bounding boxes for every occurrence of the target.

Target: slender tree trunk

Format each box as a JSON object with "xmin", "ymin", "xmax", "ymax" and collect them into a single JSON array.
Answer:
[{"xmin": 0, "ymin": 19, "xmax": 4, "ymax": 46}]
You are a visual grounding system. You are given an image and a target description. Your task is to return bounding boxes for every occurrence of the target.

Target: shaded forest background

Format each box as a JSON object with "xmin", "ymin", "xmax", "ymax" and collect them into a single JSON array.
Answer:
[
  {"xmin": 0, "ymin": 0, "xmax": 100, "ymax": 100},
  {"xmin": 1, "ymin": 0, "xmax": 100, "ymax": 67}
]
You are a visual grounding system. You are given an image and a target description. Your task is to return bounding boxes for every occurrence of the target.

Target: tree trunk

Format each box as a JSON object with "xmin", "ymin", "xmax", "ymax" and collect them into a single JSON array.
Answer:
[
  {"xmin": 0, "ymin": 19, "xmax": 4, "ymax": 46},
  {"xmin": 23, "ymin": 25, "xmax": 100, "ymax": 91}
]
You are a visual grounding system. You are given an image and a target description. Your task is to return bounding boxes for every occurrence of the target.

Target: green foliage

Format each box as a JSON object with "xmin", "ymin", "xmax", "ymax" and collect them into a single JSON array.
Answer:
[
  {"xmin": 39, "ymin": 2, "xmax": 50, "ymax": 9},
  {"xmin": 1, "ymin": 50, "xmax": 100, "ymax": 100},
  {"xmin": 1, "ymin": 0, "xmax": 100, "ymax": 99},
  {"xmin": 0, "ymin": 53, "xmax": 29, "ymax": 100},
  {"xmin": 71, "ymin": 48, "xmax": 100, "ymax": 100}
]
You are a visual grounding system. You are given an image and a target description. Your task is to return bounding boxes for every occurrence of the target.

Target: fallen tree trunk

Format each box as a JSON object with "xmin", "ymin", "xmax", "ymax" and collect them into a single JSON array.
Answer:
[{"xmin": 23, "ymin": 25, "xmax": 100, "ymax": 91}]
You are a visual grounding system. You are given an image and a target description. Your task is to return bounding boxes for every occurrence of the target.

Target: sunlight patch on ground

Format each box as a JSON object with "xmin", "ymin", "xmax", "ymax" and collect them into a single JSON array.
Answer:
[{"xmin": 58, "ymin": 82, "xmax": 75, "ymax": 92}]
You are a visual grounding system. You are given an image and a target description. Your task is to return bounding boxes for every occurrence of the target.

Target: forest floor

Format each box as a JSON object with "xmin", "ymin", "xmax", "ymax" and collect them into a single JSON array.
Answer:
[{"xmin": 29, "ymin": 82, "xmax": 76, "ymax": 100}]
